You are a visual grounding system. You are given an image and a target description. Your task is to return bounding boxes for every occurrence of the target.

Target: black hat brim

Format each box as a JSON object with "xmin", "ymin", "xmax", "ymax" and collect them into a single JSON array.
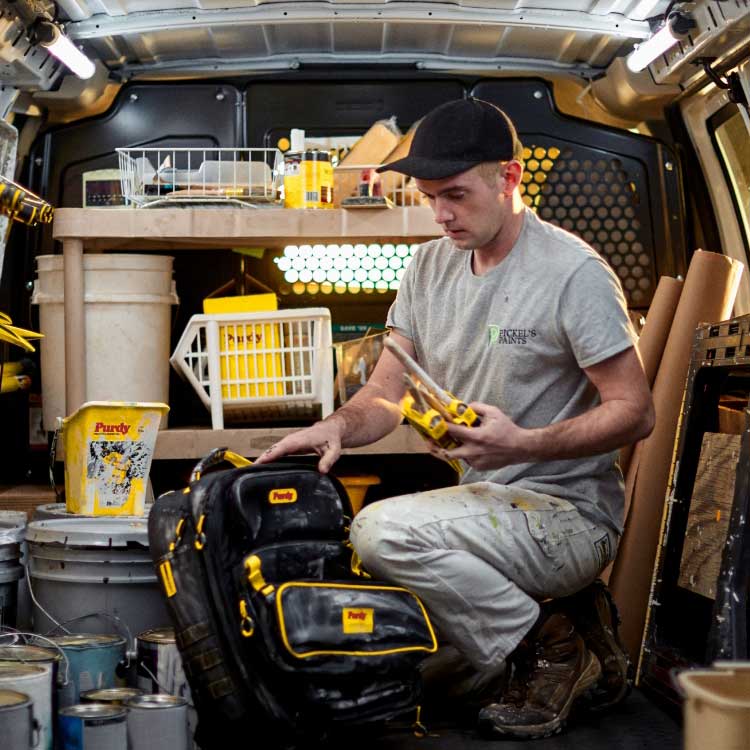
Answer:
[{"xmin": 376, "ymin": 156, "xmax": 483, "ymax": 180}]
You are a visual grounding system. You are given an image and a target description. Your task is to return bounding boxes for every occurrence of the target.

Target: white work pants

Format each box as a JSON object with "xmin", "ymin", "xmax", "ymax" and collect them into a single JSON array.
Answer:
[{"xmin": 350, "ymin": 481, "xmax": 619, "ymax": 674}]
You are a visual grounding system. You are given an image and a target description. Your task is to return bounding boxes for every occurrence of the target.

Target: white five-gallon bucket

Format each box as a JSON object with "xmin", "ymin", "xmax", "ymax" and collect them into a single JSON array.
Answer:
[
  {"xmin": 25, "ymin": 518, "xmax": 169, "ymax": 640},
  {"xmin": 31, "ymin": 254, "xmax": 179, "ymax": 431}
]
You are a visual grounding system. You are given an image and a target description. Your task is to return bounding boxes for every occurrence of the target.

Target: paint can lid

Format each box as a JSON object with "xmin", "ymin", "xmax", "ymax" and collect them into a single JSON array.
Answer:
[
  {"xmin": 26, "ymin": 518, "xmax": 149, "ymax": 547},
  {"xmin": 0, "ymin": 689, "xmax": 31, "ymax": 708},
  {"xmin": 125, "ymin": 693, "xmax": 188, "ymax": 709},
  {"xmin": 0, "ymin": 645, "xmax": 62, "ymax": 664},
  {"xmin": 59, "ymin": 703, "xmax": 127, "ymax": 720},
  {"xmin": 47, "ymin": 634, "xmax": 126, "ymax": 650},
  {"xmin": 81, "ymin": 687, "xmax": 144, "ymax": 704},
  {"xmin": 137, "ymin": 627, "xmax": 175, "ymax": 645}
]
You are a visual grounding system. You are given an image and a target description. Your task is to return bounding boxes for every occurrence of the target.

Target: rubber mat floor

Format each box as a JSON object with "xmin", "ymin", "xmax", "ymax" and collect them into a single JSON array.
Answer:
[{"xmin": 326, "ymin": 690, "xmax": 681, "ymax": 750}]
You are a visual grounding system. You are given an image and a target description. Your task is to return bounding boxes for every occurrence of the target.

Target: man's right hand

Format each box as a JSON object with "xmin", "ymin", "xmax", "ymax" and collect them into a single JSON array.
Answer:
[{"xmin": 254, "ymin": 416, "xmax": 346, "ymax": 473}]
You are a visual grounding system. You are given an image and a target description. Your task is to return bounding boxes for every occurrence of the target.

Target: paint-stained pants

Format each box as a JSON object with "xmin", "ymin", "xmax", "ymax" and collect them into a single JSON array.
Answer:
[{"xmin": 350, "ymin": 481, "xmax": 619, "ymax": 674}]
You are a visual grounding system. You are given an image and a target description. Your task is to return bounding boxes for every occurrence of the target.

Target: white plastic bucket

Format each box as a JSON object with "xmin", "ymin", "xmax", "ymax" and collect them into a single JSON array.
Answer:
[
  {"xmin": 31, "ymin": 254, "xmax": 179, "ymax": 431},
  {"xmin": 678, "ymin": 664, "xmax": 750, "ymax": 750},
  {"xmin": 25, "ymin": 518, "xmax": 169, "ymax": 641}
]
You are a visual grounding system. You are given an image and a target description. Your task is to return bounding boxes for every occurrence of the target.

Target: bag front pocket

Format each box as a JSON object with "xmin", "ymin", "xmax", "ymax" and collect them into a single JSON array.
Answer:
[{"xmin": 275, "ymin": 581, "xmax": 438, "ymax": 660}]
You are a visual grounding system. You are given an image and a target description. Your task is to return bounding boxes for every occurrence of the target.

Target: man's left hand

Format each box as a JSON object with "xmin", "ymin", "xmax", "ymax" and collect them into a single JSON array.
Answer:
[{"xmin": 433, "ymin": 402, "xmax": 533, "ymax": 470}]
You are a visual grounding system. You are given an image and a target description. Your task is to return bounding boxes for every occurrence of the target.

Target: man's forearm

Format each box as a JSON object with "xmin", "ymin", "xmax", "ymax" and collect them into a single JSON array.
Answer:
[
  {"xmin": 322, "ymin": 384, "xmax": 404, "ymax": 448},
  {"xmin": 523, "ymin": 398, "xmax": 654, "ymax": 462}
]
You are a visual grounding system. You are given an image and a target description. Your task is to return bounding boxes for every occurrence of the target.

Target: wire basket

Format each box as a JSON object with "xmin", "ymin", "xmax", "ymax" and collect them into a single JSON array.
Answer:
[
  {"xmin": 171, "ymin": 308, "xmax": 334, "ymax": 429},
  {"xmin": 116, "ymin": 147, "xmax": 283, "ymax": 208}
]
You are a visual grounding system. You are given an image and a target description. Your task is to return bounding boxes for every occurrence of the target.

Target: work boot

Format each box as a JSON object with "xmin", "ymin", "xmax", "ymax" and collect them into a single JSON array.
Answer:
[
  {"xmin": 477, "ymin": 612, "xmax": 601, "ymax": 739},
  {"xmin": 554, "ymin": 579, "xmax": 633, "ymax": 711}
]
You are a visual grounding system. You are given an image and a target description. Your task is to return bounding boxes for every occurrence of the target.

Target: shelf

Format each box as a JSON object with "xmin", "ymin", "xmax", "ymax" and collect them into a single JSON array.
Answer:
[
  {"xmin": 53, "ymin": 206, "xmax": 441, "ymax": 250},
  {"xmin": 154, "ymin": 424, "xmax": 430, "ymax": 460},
  {"xmin": 51, "ymin": 205, "xmax": 441, "ymax": 459}
]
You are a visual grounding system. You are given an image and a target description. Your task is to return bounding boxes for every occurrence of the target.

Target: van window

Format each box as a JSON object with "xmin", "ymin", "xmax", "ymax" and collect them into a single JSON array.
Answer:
[{"xmin": 710, "ymin": 106, "xmax": 750, "ymax": 256}]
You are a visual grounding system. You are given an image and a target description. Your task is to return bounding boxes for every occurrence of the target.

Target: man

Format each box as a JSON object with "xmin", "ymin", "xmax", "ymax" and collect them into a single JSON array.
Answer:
[{"xmin": 257, "ymin": 98, "xmax": 655, "ymax": 739}]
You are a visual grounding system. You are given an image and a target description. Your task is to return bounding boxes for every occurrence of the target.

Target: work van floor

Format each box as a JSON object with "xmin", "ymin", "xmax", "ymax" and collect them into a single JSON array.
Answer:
[{"xmin": 335, "ymin": 690, "xmax": 681, "ymax": 749}]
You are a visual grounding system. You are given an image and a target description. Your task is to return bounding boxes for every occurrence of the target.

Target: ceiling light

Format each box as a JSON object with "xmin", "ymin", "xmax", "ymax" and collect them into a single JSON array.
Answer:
[
  {"xmin": 626, "ymin": 11, "xmax": 696, "ymax": 73},
  {"xmin": 35, "ymin": 21, "xmax": 96, "ymax": 80}
]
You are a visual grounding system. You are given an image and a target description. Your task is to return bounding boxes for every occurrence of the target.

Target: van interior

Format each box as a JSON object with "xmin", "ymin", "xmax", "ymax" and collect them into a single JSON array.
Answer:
[{"xmin": 0, "ymin": 1, "xmax": 749, "ymax": 748}]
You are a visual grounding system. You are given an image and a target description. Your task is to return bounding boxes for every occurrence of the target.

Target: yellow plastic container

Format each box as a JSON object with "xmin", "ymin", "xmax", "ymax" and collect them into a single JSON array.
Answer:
[
  {"xmin": 338, "ymin": 475, "xmax": 381, "ymax": 515},
  {"xmin": 61, "ymin": 401, "xmax": 168, "ymax": 516},
  {"xmin": 203, "ymin": 294, "xmax": 283, "ymax": 400}
]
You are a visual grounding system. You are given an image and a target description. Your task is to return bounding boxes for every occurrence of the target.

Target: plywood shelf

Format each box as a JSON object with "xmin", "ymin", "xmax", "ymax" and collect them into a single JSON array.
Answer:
[
  {"xmin": 53, "ymin": 206, "xmax": 440, "ymax": 250},
  {"xmin": 51, "ymin": 206, "xmax": 441, "ymax": 460},
  {"xmin": 153, "ymin": 424, "xmax": 429, "ymax": 460}
]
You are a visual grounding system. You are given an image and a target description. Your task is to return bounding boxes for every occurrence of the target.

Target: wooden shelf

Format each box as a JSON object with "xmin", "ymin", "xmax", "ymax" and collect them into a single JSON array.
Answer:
[
  {"xmin": 154, "ymin": 424, "xmax": 429, "ymax": 460},
  {"xmin": 53, "ymin": 206, "xmax": 441, "ymax": 250},
  {"xmin": 51, "ymin": 206, "xmax": 441, "ymax": 460}
]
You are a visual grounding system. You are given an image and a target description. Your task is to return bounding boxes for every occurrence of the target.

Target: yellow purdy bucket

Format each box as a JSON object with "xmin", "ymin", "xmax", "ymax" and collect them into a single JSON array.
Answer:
[{"xmin": 60, "ymin": 401, "xmax": 168, "ymax": 516}]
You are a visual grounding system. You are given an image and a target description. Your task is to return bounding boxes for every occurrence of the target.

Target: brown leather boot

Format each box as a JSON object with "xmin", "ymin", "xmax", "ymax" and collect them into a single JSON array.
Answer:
[
  {"xmin": 554, "ymin": 579, "xmax": 633, "ymax": 711},
  {"xmin": 477, "ymin": 612, "xmax": 601, "ymax": 739}
]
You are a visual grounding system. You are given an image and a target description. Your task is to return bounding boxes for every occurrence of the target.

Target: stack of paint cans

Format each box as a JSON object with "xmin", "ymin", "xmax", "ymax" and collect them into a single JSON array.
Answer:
[{"xmin": 0, "ymin": 510, "xmax": 26, "ymax": 628}]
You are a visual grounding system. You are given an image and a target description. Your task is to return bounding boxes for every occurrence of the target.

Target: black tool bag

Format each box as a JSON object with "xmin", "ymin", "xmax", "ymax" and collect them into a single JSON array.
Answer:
[{"xmin": 148, "ymin": 448, "xmax": 437, "ymax": 748}]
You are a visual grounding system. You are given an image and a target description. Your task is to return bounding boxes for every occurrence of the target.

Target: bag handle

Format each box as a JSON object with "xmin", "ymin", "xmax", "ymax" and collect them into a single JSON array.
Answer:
[{"xmin": 189, "ymin": 447, "xmax": 252, "ymax": 483}]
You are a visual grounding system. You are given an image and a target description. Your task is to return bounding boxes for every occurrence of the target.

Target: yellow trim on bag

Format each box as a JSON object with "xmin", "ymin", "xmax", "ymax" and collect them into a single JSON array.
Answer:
[
  {"xmin": 159, "ymin": 561, "xmax": 177, "ymax": 598},
  {"xmin": 274, "ymin": 581, "xmax": 438, "ymax": 659},
  {"xmin": 245, "ymin": 555, "xmax": 275, "ymax": 596}
]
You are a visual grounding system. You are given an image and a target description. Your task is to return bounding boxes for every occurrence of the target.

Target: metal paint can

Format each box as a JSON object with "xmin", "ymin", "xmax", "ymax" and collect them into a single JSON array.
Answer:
[
  {"xmin": 0, "ymin": 689, "xmax": 34, "ymax": 750},
  {"xmin": 47, "ymin": 634, "xmax": 127, "ymax": 708},
  {"xmin": 301, "ymin": 150, "xmax": 333, "ymax": 208},
  {"xmin": 58, "ymin": 703, "xmax": 127, "ymax": 750},
  {"xmin": 81, "ymin": 686, "xmax": 143, "ymax": 705},
  {"xmin": 125, "ymin": 694, "xmax": 189, "ymax": 750},
  {"xmin": 0, "ymin": 662, "xmax": 53, "ymax": 750},
  {"xmin": 135, "ymin": 628, "xmax": 191, "ymax": 702}
]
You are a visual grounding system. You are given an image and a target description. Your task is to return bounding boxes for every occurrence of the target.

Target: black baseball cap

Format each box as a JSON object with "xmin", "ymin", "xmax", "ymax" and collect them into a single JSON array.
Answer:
[{"xmin": 376, "ymin": 98, "xmax": 521, "ymax": 180}]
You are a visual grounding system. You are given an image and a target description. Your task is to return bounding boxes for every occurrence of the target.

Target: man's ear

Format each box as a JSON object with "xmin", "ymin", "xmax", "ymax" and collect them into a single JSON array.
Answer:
[{"xmin": 502, "ymin": 160, "xmax": 524, "ymax": 195}]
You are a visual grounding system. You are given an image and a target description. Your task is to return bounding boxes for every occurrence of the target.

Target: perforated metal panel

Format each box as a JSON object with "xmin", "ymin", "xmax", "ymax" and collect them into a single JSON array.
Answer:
[{"xmin": 519, "ymin": 140, "xmax": 655, "ymax": 305}]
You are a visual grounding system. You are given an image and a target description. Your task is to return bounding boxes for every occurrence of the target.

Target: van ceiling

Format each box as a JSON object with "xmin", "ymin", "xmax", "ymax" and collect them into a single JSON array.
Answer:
[{"xmin": 2, "ymin": 0, "xmax": 670, "ymax": 88}]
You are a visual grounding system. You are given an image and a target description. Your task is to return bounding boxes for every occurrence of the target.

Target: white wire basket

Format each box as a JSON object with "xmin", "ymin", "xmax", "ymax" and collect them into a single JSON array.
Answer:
[
  {"xmin": 117, "ymin": 147, "xmax": 283, "ymax": 208},
  {"xmin": 171, "ymin": 309, "xmax": 334, "ymax": 429}
]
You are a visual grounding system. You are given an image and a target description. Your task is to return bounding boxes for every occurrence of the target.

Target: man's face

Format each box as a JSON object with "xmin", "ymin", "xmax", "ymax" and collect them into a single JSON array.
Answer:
[{"xmin": 415, "ymin": 164, "xmax": 508, "ymax": 251}]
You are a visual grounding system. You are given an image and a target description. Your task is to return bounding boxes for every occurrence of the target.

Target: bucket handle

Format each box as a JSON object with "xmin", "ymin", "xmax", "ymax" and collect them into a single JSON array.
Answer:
[
  {"xmin": 0, "ymin": 630, "xmax": 71, "ymax": 686},
  {"xmin": 46, "ymin": 612, "xmax": 135, "ymax": 665}
]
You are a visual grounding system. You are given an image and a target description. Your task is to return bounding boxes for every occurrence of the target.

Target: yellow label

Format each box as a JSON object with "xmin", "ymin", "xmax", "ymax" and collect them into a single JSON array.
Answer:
[
  {"xmin": 342, "ymin": 608, "xmax": 374, "ymax": 634},
  {"xmin": 159, "ymin": 561, "xmax": 177, "ymax": 598},
  {"xmin": 269, "ymin": 488, "xmax": 298, "ymax": 504}
]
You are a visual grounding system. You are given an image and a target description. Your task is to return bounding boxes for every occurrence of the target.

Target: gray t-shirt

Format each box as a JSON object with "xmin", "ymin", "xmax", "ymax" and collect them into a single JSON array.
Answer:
[{"xmin": 386, "ymin": 208, "xmax": 637, "ymax": 534}]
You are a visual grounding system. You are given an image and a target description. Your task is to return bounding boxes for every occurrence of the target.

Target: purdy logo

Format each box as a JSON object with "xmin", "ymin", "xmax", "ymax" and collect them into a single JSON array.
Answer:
[
  {"xmin": 342, "ymin": 607, "xmax": 374, "ymax": 634},
  {"xmin": 488, "ymin": 325, "xmax": 537, "ymax": 346},
  {"xmin": 94, "ymin": 422, "xmax": 130, "ymax": 435},
  {"xmin": 268, "ymin": 488, "xmax": 298, "ymax": 504}
]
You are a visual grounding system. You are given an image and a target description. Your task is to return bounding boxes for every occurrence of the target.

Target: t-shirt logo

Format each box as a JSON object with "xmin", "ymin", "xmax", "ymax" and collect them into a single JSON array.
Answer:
[{"xmin": 488, "ymin": 325, "xmax": 537, "ymax": 345}]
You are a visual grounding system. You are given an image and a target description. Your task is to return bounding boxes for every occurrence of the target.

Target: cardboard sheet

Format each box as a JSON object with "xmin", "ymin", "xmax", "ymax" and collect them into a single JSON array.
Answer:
[
  {"xmin": 610, "ymin": 250, "xmax": 743, "ymax": 661},
  {"xmin": 619, "ymin": 276, "xmax": 683, "ymax": 476}
]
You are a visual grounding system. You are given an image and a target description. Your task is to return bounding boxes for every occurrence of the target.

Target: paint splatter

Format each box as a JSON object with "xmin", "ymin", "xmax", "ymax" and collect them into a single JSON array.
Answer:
[{"xmin": 88, "ymin": 440, "xmax": 151, "ymax": 508}]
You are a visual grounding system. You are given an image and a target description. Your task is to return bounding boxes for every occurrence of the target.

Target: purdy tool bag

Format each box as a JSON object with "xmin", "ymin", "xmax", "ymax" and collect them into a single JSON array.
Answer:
[{"xmin": 148, "ymin": 448, "xmax": 437, "ymax": 748}]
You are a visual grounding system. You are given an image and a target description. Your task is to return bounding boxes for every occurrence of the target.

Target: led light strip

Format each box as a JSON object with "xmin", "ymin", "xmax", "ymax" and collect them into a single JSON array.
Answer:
[{"xmin": 274, "ymin": 243, "xmax": 419, "ymax": 295}]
